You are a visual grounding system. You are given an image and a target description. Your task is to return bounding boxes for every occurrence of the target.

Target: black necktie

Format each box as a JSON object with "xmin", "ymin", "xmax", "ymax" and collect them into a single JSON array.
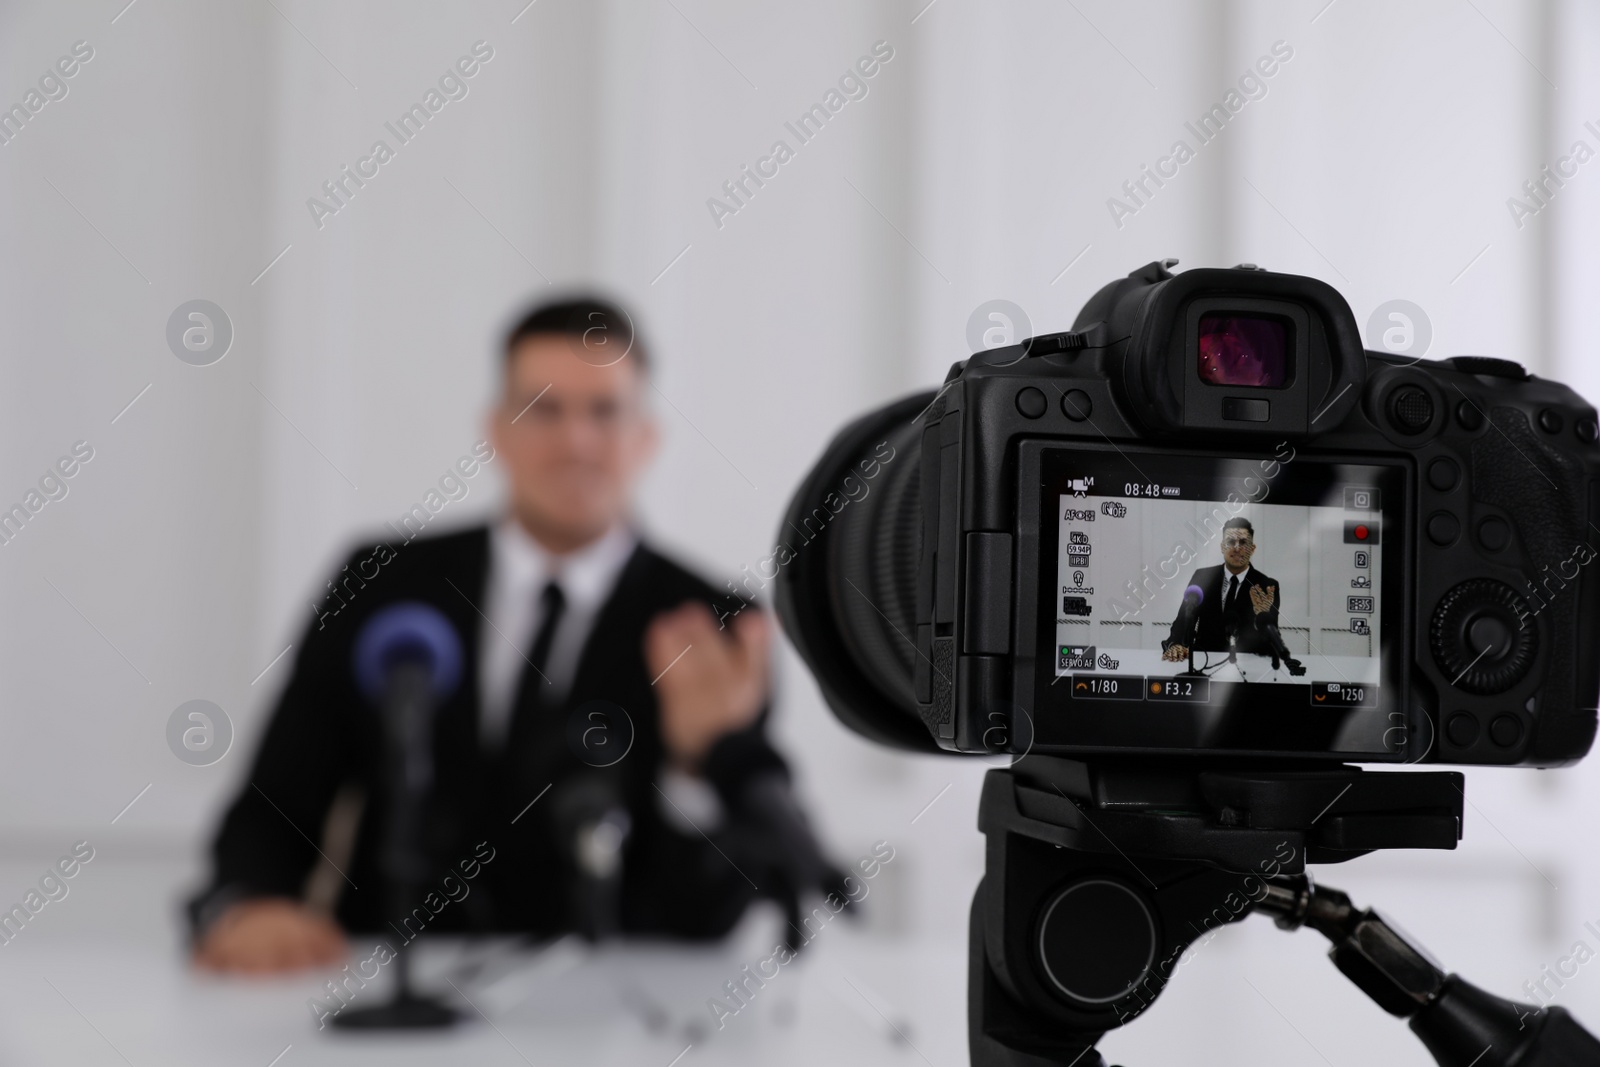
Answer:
[
  {"xmin": 528, "ymin": 580, "xmax": 566, "ymax": 684},
  {"xmin": 519, "ymin": 579, "xmax": 567, "ymax": 713},
  {"xmin": 486, "ymin": 579, "xmax": 567, "ymax": 926},
  {"xmin": 496, "ymin": 578, "xmax": 567, "ymax": 794},
  {"xmin": 1225, "ymin": 575, "xmax": 1240, "ymax": 615},
  {"xmin": 498, "ymin": 580, "xmax": 567, "ymax": 759}
]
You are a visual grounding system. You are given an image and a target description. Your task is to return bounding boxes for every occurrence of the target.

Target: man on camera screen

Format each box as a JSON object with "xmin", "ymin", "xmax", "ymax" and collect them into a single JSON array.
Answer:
[{"xmin": 1161, "ymin": 517, "xmax": 1280, "ymax": 661}]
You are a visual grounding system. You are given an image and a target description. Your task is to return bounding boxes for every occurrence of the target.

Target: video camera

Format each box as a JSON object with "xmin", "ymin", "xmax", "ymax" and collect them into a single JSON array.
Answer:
[{"xmin": 775, "ymin": 259, "xmax": 1600, "ymax": 1066}]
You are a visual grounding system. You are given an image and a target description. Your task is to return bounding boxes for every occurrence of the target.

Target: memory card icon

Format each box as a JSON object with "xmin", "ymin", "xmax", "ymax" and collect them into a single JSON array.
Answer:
[{"xmin": 1062, "ymin": 596, "xmax": 1092, "ymax": 617}]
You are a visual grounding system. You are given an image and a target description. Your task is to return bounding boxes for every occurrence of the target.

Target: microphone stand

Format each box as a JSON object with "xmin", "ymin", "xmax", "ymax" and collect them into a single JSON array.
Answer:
[
  {"xmin": 333, "ymin": 659, "xmax": 456, "ymax": 1029},
  {"xmin": 1177, "ymin": 599, "xmax": 1206, "ymax": 678},
  {"xmin": 1223, "ymin": 612, "xmax": 1246, "ymax": 681}
]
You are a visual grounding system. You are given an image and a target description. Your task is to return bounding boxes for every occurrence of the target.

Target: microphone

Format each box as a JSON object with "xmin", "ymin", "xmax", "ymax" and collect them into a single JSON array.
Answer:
[
  {"xmin": 1262, "ymin": 620, "xmax": 1307, "ymax": 676},
  {"xmin": 353, "ymin": 602, "xmax": 464, "ymax": 855},
  {"xmin": 724, "ymin": 769, "xmax": 851, "ymax": 955},
  {"xmin": 1175, "ymin": 585, "xmax": 1205, "ymax": 676},
  {"xmin": 339, "ymin": 601, "xmax": 464, "ymax": 1030},
  {"xmin": 353, "ymin": 601, "xmax": 464, "ymax": 706},
  {"xmin": 553, "ymin": 774, "xmax": 632, "ymax": 942}
]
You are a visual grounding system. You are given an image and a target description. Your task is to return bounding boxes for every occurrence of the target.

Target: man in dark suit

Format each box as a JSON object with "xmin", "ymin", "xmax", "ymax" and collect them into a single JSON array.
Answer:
[
  {"xmin": 190, "ymin": 298, "xmax": 815, "ymax": 973},
  {"xmin": 1161, "ymin": 516, "xmax": 1280, "ymax": 662}
]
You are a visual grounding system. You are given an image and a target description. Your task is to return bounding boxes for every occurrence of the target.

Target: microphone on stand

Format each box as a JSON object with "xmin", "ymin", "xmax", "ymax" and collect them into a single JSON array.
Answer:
[
  {"xmin": 553, "ymin": 774, "xmax": 632, "ymax": 942},
  {"xmin": 719, "ymin": 768, "xmax": 851, "ymax": 956},
  {"xmin": 335, "ymin": 601, "xmax": 463, "ymax": 1030},
  {"xmin": 1175, "ymin": 584, "xmax": 1205, "ymax": 677},
  {"xmin": 1262, "ymin": 620, "xmax": 1307, "ymax": 676}
]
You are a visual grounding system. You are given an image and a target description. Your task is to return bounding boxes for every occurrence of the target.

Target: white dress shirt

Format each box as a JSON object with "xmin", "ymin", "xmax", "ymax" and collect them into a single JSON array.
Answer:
[
  {"xmin": 478, "ymin": 518, "xmax": 638, "ymax": 749},
  {"xmin": 476, "ymin": 517, "xmax": 724, "ymax": 829}
]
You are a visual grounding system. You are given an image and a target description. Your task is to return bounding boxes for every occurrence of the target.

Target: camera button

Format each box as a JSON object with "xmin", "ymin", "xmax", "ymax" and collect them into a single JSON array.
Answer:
[
  {"xmin": 1060, "ymin": 389, "xmax": 1093, "ymax": 421},
  {"xmin": 1427, "ymin": 458, "xmax": 1460, "ymax": 492},
  {"xmin": 1388, "ymin": 385, "xmax": 1434, "ymax": 433},
  {"xmin": 1577, "ymin": 416, "xmax": 1598, "ymax": 443},
  {"xmin": 1489, "ymin": 714, "xmax": 1524, "ymax": 748},
  {"xmin": 1538, "ymin": 409, "xmax": 1563, "ymax": 434},
  {"xmin": 1446, "ymin": 712, "xmax": 1479, "ymax": 747},
  {"xmin": 1426, "ymin": 512, "xmax": 1460, "ymax": 546},
  {"xmin": 1455, "ymin": 399, "xmax": 1485, "ymax": 431},
  {"xmin": 1015, "ymin": 387, "xmax": 1048, "ymax": 419},
  {"xmin": 1468, "ymin": 615, "xmax": 1513, "ymax": 658},
  {"xmin": 1476, "ymin": 516, "xmax": 1512, "ymax": 552}
]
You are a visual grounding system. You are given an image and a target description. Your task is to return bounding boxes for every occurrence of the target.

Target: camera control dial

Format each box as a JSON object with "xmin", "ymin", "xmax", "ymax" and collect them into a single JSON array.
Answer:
[{"xmin": 1429, "ymin": 579, "xmax": 1538, "ymax": 694}]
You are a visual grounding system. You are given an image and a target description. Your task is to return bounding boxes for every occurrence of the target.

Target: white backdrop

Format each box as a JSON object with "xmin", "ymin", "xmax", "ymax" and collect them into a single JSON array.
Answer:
[{"xmin": 0, "ymin": 1, "xmax": 1598, "ymax": 1064}]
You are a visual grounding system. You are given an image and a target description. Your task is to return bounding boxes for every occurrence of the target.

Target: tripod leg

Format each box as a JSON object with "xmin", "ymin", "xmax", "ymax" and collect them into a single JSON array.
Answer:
[
  {"xmin": 1259, "ymin": 877, "xmax": 1600, "ymax": 1066},
  {"xmin": 1411, "ymin": 977, "xmax": 1600, "ymax": 1066}
]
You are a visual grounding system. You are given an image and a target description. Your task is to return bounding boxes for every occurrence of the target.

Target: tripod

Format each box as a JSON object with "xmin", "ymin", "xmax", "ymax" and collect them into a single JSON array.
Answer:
[{"xmin": 969, "ymin": 755, "xmax": 1600, "ymax": 1066}]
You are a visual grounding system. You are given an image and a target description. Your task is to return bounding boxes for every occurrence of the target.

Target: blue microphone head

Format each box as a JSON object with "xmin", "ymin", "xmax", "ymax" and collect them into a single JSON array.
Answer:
[
  {"xmin": 353, "ymin": 601, "xmax": 464, "ymax": 703},
  {"xmin": 1184, "ymin": 584, "xmax": 1205, "ymax": 605}
]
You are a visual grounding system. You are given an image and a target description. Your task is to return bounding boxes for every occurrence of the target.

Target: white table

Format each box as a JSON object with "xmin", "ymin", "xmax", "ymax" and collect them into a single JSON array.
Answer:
[
  {"xmin": 0, "ymin": 855, "xmax": 1477, "ymax": 1066},
  {"xmin": 0, "ymin": 910, "xmax": 970, "ymax": 1066}
]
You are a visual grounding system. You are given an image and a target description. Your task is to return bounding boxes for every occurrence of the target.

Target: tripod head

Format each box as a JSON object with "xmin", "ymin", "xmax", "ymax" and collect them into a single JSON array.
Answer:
[
  {"xmin": 970, "ymin": 755, "xmax": 1456, "ymax": 1064},
  {"xmin": 970, "ymin": 756, "xmax": 1599, "ymax": 1066}
]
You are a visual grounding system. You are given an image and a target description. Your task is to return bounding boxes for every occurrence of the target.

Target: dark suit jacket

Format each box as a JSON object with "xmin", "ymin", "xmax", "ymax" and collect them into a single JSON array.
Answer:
[
  {"xmin": 189, "ymin": 524, "xmax": 785, "ymax": 941},
  {"xmin": 1162, "ymin": 564, "xmax": 1281, "ymax": 655}
]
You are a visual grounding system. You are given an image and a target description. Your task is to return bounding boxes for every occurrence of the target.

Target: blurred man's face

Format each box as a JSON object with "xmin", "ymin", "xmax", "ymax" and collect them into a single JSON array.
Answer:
[
  {"xmin": 1221, "ymin": 527, "xmax": 1255, "ymax": 573},
  {"xmin": 487, "ymin": 335, "xmax": 657, "ymax": 552}
]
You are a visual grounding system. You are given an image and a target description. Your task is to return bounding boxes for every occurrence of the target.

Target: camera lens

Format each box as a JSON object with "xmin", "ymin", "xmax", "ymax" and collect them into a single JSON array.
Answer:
[
  {"xmin": 1197, "ymin": 313, "xmax": 1289, "ymax": 388},
  {"xmin": 775, "ymin": 392, "xmax": 933, "ymax": 750}
]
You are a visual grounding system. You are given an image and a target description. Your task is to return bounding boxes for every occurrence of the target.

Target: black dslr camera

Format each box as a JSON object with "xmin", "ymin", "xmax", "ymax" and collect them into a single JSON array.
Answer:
[
  {"xmin": 776, "ymin": 260, "xmax": 1600, "ymax": 1066},
  {"xmin": 780, "ymin": 257, "xmax": 1599, "ymax": 767}
]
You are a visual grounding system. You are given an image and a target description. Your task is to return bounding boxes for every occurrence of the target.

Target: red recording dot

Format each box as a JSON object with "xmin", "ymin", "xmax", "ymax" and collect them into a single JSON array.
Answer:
[{"xmin": 1355, "ymin": 524, "xmax": 1369, "ymax": 540}]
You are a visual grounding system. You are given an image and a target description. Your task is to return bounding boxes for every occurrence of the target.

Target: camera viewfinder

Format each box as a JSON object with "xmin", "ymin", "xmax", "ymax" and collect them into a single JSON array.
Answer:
[{"xmin": 1197, "ymin": 313, "xmax": 1290, "ymax": 388}]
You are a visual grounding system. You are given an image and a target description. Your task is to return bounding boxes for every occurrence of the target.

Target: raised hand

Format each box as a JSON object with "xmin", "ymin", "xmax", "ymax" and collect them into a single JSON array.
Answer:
[
  {"xmin": 1250, "ymin": 583, "xmax": 1276, "ymax": 615},
  {"xmin": 645, "ymin": 601, "xmax": 771, "ymax": 772}
]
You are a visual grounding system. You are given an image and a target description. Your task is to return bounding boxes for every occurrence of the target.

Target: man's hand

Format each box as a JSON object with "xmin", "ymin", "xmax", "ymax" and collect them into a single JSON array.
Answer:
[
  {"xmin": 193, "ymin": 898, "xmax": 347, "ymax": 974},
  {"xmin": 645, "ymin": 602, "xmax": 771, "ymax": 773},
  {"xmin": 1250, "ymin": 583, "xmax": 1277, "ymax": 616},
  {"xmin": 1162, "ymin": 643, "xmax": 1189, "ymax": 663}
]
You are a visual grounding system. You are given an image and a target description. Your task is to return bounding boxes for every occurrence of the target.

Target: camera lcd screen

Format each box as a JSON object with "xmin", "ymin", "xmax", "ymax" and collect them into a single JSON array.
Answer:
[
  {"xmin": 1028, "ymin": 446, "xmax": 1409, "ymax": 758},
  {"xmin": 1197, "ymin": 313, "xmax": 1290, "ymax": 388}
]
